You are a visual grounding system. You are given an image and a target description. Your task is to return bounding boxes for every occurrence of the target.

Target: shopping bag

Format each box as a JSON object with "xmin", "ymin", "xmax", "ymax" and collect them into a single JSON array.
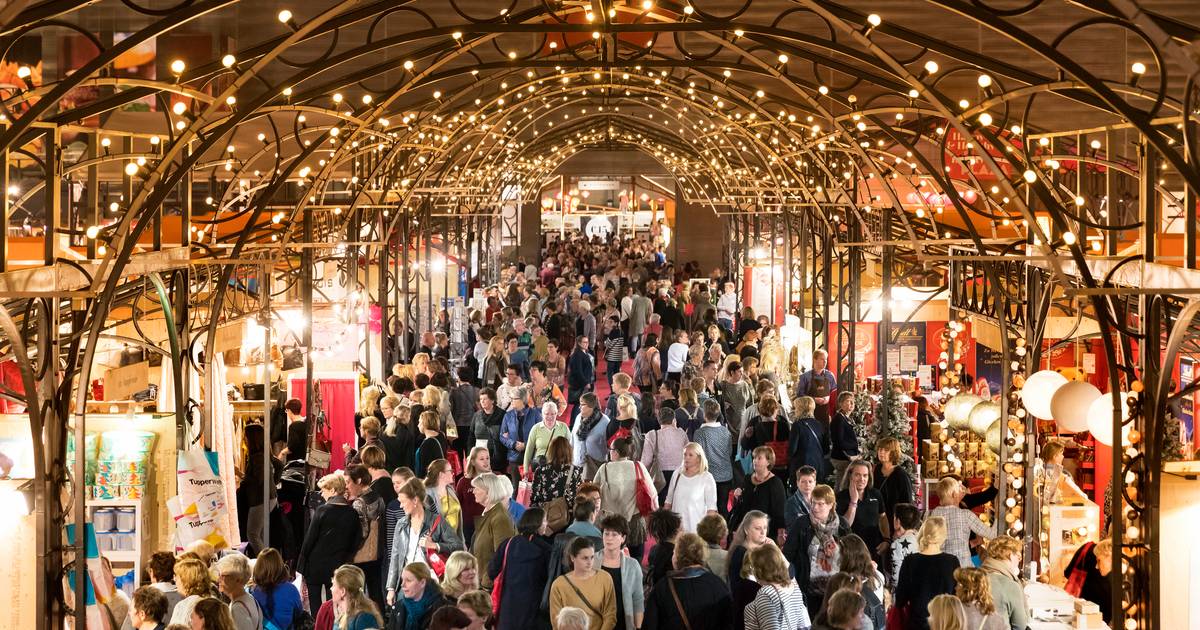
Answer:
[{"xmin": 516, "ymin": 477, "xmax": 533, "ymax": 507}]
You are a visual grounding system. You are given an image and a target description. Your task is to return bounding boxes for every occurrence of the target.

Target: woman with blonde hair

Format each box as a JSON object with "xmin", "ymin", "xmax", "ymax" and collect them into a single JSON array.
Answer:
[
  {"xmin": 482, "ymin": 336, "xmax": 508, "ymax": 388},
  {"xmin": 927, "ymin": 594, "xmax": 968, "ymax": 630},
  {"xmin": 727, "ymin": 510, "xmax": 771, "ymax": 629},
  {"xmin": 981, "ymin": 536, "xmax": 1030, "ymax": 630},
  {"xmin": 894, "ymin": 516, "xmax": 959, "ymax": 630},
  {"xmin": 413, "ymin": 352, "xmax": 432, "ymax": 377},
  {"xmin": 299, "ymin": 473, "xmax": 361, "ymax": 614},
  {"xmin": 930, "ymin": 476, "xmax": 995, "ymax": 567},
  {"xmin": 663, "ymin": 442, "xmax": 717, "ymax": 533},
  {"xmin": 954, "ymin": 567, "xmax": 1008, "ymax": 630},
  {"xmin": 167, "ymin": 557, "xmax": 212, "ymax": 625},
  {"xmin": 744, "ymin": 544, "xmax": 811, "ymax": 630},
  {"xmin": 416, "ymin": 410, "xmax": 452, "ymax": 478},
  {"xmin": 391, "ymin": 562, "xmax": 452, "ymax": 630},
  {"xmin": 439, "ymin": 551, "xmax": 479, "ymax": 602},
  {"xmin": 331, "ymin": 564, "xmax": 384, "ymax": 630},
  {"xmin": 380, "ymin": 393, "xmax": 415, "ymax": 472}
]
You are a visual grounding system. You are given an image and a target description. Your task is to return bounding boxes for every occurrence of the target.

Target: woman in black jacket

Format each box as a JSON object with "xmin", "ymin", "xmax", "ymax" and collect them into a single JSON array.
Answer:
[
  {"xmin": 567, "ymin": 336, "xmax": 595, "ymax": 423},
  {"xmin": 297, "ymin": 473, "xmax": 361, "ymax": 614},
  {"xmin": 489, "ymin": 508, "xmax": 552, "ymax": 630},
  {"xmin": 643, "ymin": 533, "xmax": 732, "ymax": 630},
  {"xmin": 242, "ymin": 423, "xmax": 282, "ymax": 557},
  {"xmin": 781, "ymin": 484, "xmax": 850, "ymax": 607}
]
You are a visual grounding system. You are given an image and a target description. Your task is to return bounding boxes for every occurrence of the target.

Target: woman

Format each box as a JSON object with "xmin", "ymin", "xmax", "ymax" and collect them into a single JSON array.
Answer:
[
  {"xmin": 744, "ymin": 544, "xmax": 812, "ymax": 630},
  {"xmin": 298, "ymin": 474, "xmax": 360, "ymax": 614},
  {"xmin": 836, "ymin": 461, "xmax": 886, "ymax": 558},
  {"xmin": 875, "ymin": 436, "xmax": 914, "ymax": 539},
  {"xmin": 386, "ymin": 478, "xmax": 465, "ymax": 607},
  {"xmin": 605, "ymin": 394, "xmax": 643, "ymax": 458},
  {"xmin": 740, "ymin": 396, "xmax": 789, "ymax": 476},
  {"xmin": 428, "ymin": 607, "xmax": 472, "ymax": 630},
  {"xmin": 241, "ymin": 423, "xmax": 281, "ymax": 556},
  {"xmin": 633, "ymin": 339, "xmax": 662, "ymax": 394},
  {"xmin": 894, "ymin": 516, "xmax": 960, "ymax": 630},
  {"xmin": 455, "ymin": 447, "xmax": 490, "ymax": 544},
  {"xmin": 416, "ymin": 410, "xmax": 452, "ymax": 479},
  {"xmin": 214, "ymin": 554, "xmax": 261, "ymax": 630},
  {"xmin": 954, "ymin": 567, "xmax": 1008, "ymax": 630},
  {"xmin": 454, "ymin": 590, "xmax": 491, "ymax": 630},
  {"xmin": 355, "ymin": 386, "xmax": 384, "ymax": 443},
  {"xmin": 674, "ymin": 387, "xmax": 704, "ymax": 439},
  {"xmin": 791, "ymin": 396, "xmax": 832, "ymax": 483},
  {"xmin": 981, "ymin": 536, "xmax": 1030, "ymax": 630},
  {"xmin": 391, "ymin": 563, "xmax": 452, "ymax": 630},
  {"xmin": 470, "ymin": 473, "xmax": 517, "ymax": 589},
  {"xmin": 440, "ymin": 551, "xmax": 479, "ymax": 602},
  {"xmin": 169, "ymin": 558, "xmax": 212, "ymax": 625},
  {"xmin": 595, "ymin": 437, "xmax": 657, "ymax": 561},
  {"xmin": 810, "ymin": 573, "xmax": 867, "ymax": 630},
  {"xmin": 488, "ymin": 509, "xmax": 552, "ymax": 630},
  {"xmin": 251, "ymin": 548, "xmax": 303, "ymax": 628},
  {"xmin": 694, "ymin": 398, "xmax": 735, "ymax": 518},
  {"xmin": 727, "ymin": 510, "xmax": 770, "ymax": 629},
  {"xmin": 481, "ymin": 337, "xmax": 508, "ymax": 388},
  {"xmin": 545, "ymin": 340, "xmax": 567, "ymax": 390},
  {"xmin": 641, "ymin": 533, "xmax": 732, "ymax": 630},
  {"xmin": 781, "ymin": 484, "xmax": 848, "ymax": 606},
  {"xmin": 927, "ymin": 594, "xmax": 968, "ymax": 630},
  {"xmin": 642, "ymin": 408, "xmax": 690, "ymax": 504},
  {"xmin": 930, "ymin": 477, "xmax": 995, "ymax": 567},
  {"xmin": 697, "ymin": 514, "xmax": 729, "ymax": 582},
  {"xmin": 603, "ymin": 316, "xmax": 626, "ymax": 388},
  {"xmin": 345, "ymin": 464, "xmax": 386, "ymax": 606},
  {"xmin": 705, "ymin": 324, "xmax": 728, "ymax": 354},
  {"xmin": 818, "ymin": 587, "xmax": 868, "ymax": 630},
  {"xmin": 915, "ymin": 396, "xmax": 937, "ymax": 444},
  {"xmin": 663, "ymin": 442, "xmax": 717, "ymax": 534},
  {"xmin": 189, "ymin": 598, "xmax": 235, "ymax": 630},
  {"xmin": 381, "ymin": 394, "xmax": 416, "ymax": 472},
  {"xmin": 598, "ymin": 515, "xmax": 645, "ymax": 630},
  {"xmin": 524, "ymin": 401, "xmax": 572, "ymax": 470},
  {"xmin": 730, "ymin": 446, "xmax": 787, "ymax": 538},
  {"xmin": 1064, "ymin": 538, "xmax": 1112, "ymax": 624},
  {"xmin": 470, "ymin": 389, "xmax": 507, "ymax": 475},
  {"xmin": 549, "ymin": 537, "xmax": 617, "ymax": 630},
  {"xmin": 531, "ymin": 435, "xmax": 583, "ymax": 511},
  {"xmin": 837, "ymin": 535, "xmax": 885, "ymax": 629},
  {"xmin": 425, "ymin": 459, "xmax": 464, "ymax": 540},
  {"xmin": 567, "ymin": 336, "xmax": 596, "ymax": 422},
  {"xmin": 331, "ymin": 564, "xmax": 384, "ymax": 630},
  {"xmin": 736, "ymin": 306, "xmax": 761, "ymax": 343}
]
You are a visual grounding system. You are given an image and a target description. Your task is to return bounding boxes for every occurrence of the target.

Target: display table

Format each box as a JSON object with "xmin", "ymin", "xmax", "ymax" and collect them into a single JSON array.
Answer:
[{"xmin": 1025, "ymin": 582, "xmax": 1109, "ymax": 630}]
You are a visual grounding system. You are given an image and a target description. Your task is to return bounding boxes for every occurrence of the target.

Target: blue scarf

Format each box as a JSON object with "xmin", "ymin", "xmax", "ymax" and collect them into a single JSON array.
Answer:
[{"xmin": 401, "ymin": 585, "xmax": 439, "ymax": 630}]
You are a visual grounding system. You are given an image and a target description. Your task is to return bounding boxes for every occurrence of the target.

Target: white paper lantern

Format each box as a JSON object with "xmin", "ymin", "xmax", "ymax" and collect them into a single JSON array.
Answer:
[
  {"xmin": 1086, "ymin": 391, "xmax": 1131, "ymax": 446},
  {"xmin": 1020, "ymin": 369, "xmax": 1068, "ymax": 419},
  {"xmin": 1050, "ymin": 380, "xmax": 1102, "ymax": 433},
  {"xmin": 945, "ymin": 393, "xmax": 983, "ymax": 429},
  {"xmin": 968, "ymin": 401, "xmax": 1002, "ymax": 436},
  {"xmin": 985, "ymin": 418, "xmax": 1004, "ymax": 454}
]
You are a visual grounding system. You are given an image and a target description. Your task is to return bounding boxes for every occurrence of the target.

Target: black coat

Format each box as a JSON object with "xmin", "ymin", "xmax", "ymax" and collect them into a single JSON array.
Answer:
[
  {"xmin": 643, "ymin": 567, "xmax": 732, "ymax": 630},
  {"xmin": 488, "ymin": 534, "xmax": 552, "ymax": 630},
  {"xmin": 298, "ymin": 497, "xmax": 360, "ymax": 584},
  {"xmin": 781, "ymin": 513, "xmax": 850, "ymax": 605}
]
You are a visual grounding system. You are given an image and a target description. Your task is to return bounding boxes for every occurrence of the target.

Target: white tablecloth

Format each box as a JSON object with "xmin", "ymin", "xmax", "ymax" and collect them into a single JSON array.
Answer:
[{"xmin": 1024, "ymin": 581, "xmax": 1110, "ymax": 630}]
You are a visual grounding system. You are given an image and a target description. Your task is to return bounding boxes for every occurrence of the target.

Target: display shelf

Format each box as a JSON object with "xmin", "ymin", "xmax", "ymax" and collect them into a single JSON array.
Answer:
[{"xmin": 87, "ymin": 495, "xmax": 145, "ymax": 591}]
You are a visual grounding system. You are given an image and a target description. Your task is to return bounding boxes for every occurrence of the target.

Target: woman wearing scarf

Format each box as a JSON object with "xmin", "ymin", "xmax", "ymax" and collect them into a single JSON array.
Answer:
[
  {"xmin": 574, "ymin": 392, "xmax": 611, "ymax": 481},
  {"xmin": 781, "ymin": 483, "xmax": 849, "ymax": 607},
  {"xmin": 388, "ymin": 562, "xmax": 451, "ymax": 630}
]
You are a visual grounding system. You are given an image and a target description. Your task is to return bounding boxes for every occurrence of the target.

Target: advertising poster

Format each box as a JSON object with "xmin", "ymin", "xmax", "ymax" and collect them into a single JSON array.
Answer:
[
  {"xmin": 975, "ymin": 342, "xmax": 1004, "ymax": 401},
  {"xmin": 879, "ymin": 321, "xmax": 925, "ymax": 375}
]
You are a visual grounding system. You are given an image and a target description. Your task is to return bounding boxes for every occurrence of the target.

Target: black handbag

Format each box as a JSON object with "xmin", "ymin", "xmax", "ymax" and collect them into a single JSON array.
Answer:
[
  {"xmin": 119, "ymin": 346, "xmax": 145, "ymax": 367},
  {"xmin": 243, "ymin": 383, "xmax": 266, "ymax": 400},
  {"xmin": 281, "ymin": 346, "xmax": 304, "ymax": 371}
]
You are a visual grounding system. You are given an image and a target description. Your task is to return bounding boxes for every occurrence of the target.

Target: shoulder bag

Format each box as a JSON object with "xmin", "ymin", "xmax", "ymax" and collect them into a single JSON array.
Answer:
[
  {"xmin": 1064, "ymin": 541, "xmax": 1095, "ymax": 597},
  {"xmin": 425, "ymin": 515, "xmax": 448, "ymax": 578},
  {"xmin": 633, "ymin": 461, "xmax": 656, "ymax": 517},
  {"xmin": 544, "ymin": 468, "xmax": 573, "ymax": 532},
  {"xmin": 563, "ymin": 575, "xmax": 604, "ymax": 620},
  {"xmin": 491, "ymin": 539, "xmax": 511, "ymax": 615},
  {"xmin": 667, "ymin": 577, "xmax": 692, "ymax": 630}
]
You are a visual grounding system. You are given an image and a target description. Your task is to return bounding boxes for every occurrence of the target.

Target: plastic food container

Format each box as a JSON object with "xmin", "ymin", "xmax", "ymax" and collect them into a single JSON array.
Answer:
[
  {"xmin": 92, "ymin": 508, "xmax": 115, "ymax": 531},
  {"xmin": 115, "ymin": 508, "xmax": 136, "ymax": 531}
]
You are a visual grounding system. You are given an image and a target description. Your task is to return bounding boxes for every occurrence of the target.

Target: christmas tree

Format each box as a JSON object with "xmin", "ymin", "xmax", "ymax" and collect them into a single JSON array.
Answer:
[
  {"xmin": 851, "ymin": 387, "xmax": 874, "ymax": 461},
  {"xmin": 865, "ymin": 379, "xmax": 917, "ymax": 477}
]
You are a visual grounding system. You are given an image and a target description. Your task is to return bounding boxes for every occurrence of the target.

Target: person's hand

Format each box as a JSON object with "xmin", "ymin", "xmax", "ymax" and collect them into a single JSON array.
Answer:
[
  {"xmin": 386, "ymin": 589, "xmax": 395, "ymax": 606},
  {"xmin": 516, "ymin": 441, "xmax": 525, "ymax": 452},
  {"xmin": 423, "ymin": 535, "xmax": 438, "ymax": 550},
  {"xmin": 341, "ymin": 443, "xmax": 351, "ymax": 455},
  {"xmin": 849, "ymin": 484, "xmax": 861, "ymax": 503},
  {"xmin": 744, "ymin": 428, "xmax": 754, "ymax": 437},
  {"xmin": 876, "ymin": 541, "xmax": 890, "ymax": 555},
  {"xmin": 817, "ymin": 396, "xmax": 830, "ymax": 405},
  {"xmin": 732, "ymin": 488, "xmax": 743, "ymax": 498}
]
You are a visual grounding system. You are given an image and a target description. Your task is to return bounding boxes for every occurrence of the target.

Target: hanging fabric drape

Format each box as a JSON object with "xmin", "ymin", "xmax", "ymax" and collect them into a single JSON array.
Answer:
[{"xmin": 210, "ymin": 354, "xmax": 241, "ymax": 546}]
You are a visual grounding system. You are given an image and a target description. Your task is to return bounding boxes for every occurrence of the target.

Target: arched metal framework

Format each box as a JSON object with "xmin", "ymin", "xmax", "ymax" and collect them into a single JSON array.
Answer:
[{"xmin": 0, "ymin": 1, "xmax": 1196, "ymax": 628}]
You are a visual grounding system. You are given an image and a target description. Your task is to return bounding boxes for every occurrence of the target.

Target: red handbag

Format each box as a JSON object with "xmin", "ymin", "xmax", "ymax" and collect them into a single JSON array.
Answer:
[
  {"xmin": 634, "ymin": 462, "xmax": 655, "ymax": 517},
  {"xmin": 491, "ymin": 539, "xmax": 511, "ymax": 615},
  {"xmin": 886, "ymin": 603, "xmax": 909, "ymax": 630},
  {"xmin": 426, "ymin": 515, "xmax": 447, "ymax": 578}
]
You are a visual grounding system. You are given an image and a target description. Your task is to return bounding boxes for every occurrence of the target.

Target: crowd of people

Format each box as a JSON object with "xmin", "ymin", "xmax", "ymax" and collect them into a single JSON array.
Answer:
[{"xmin": 117, "ymin": 233, "xmax": 1053, "ymax": 630}]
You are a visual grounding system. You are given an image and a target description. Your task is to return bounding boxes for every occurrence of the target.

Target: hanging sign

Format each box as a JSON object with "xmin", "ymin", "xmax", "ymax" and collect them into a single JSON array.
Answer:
[{"xmin": 585, "ymin": 216, "xmax": 613, "ymax": 239}]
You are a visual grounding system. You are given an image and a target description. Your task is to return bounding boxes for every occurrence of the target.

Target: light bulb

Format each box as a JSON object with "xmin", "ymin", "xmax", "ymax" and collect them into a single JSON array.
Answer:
[
  {"xmin": 85, "ymin": 225, "xmax": 99, "ymax": 239},
  {"xmin": 277, "ymin": 9, "xmax": 292, "ymax": 23},
  {"xmin": 1131, "ymin": 62, "xmax": 1146, "ymax": 75},
  {"xmin": 170, "ymin": 59, "xmax": 186, "ymax": 74},
  {"xmin": 977, "ymin": 74, "xmax": 992, "ymax": 88},
  {"xmin": 452, "ymin": 31, "xmax": 462, "ymax": 39},
  {"xmin": 642, "ymin": 0, "xmax": 653, "ymax": 9},
  {"xmin": 978, "ymin": 112, "xmax": 993, "ymax": 126},
  {"xmin": 172, "ymin": 101, "xmax": 186, "ymax": 115},
  {"xmin": 332, "ymin": 93, "xmax": 343, "ymax": 103},
  {"xmin": 361, "ymin": 94, "xmax": 372, "ymax": 104},
  {"xmin": 778, "ymin": 54, "xmax": 789, "ymax": 64},
  {"xmin": 1023, "ymin": 170, "xmax": 1037, "ymax": 183},
  {"xmin": 867, "ymin": 14, "xmax": 881, "ymax": 27},
  {"xmin": 124, "ymin": 163, "xmax": 139, "ymax": 176},
  {"xmin": 924, "ymin": 60, "xmax": 939, "ymax": 74},
  {"xmin": 403, "ymin": 60, "xmax": 414, "ymax": 70},
  {"xmin": 221, "ymin": 54, "xmax": 236, "ymax": 68},
  {"xmin": 1062, "ymin": 231, "xmax": 1076, "ymax": 245},
  {"xmin": 16, "ymin": 66, "xmax": 30, "ymax": 79}
]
